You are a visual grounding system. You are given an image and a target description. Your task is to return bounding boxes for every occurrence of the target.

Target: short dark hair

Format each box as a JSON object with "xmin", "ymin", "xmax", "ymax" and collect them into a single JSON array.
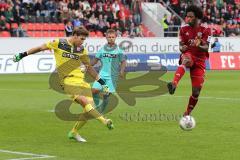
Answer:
[
  {"xmin": 186, "ymin": 5, "xmax": 203, "ymax": 19},
  {"xmin": 72, "ymin": 26, "xmax": 89, "ymax": 37}
]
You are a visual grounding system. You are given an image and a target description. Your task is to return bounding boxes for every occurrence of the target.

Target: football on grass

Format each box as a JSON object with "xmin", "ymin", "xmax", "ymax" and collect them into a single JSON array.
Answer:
[{"xmin": 179, "ymin": 115, "xmax": 196, "ymax": 131}]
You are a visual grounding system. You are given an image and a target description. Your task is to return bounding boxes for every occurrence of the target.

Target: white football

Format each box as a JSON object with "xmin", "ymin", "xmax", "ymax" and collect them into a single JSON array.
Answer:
[{"xmin": 179, "ymin": 115, "xmax": 196, "ymax": 131}]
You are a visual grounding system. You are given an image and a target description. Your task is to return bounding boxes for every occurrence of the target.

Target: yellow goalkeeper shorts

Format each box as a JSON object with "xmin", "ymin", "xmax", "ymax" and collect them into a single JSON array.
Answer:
[{"xmin": 63, "ymin": 76, "xmax": 93, "ymax": 101}]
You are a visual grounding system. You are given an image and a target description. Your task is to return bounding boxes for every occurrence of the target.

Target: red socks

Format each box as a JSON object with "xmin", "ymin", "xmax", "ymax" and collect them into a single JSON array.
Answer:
[
  {"xmin": 173, "ymin": 65, "xmax": 199, "ymax": 116},
  {"xmin": 172, "ymin": 65, "xmax": 186, "ymax": 86},
  {"xmin": 184, "ymin": 96, "xmax": 198, "ymax": 116}
]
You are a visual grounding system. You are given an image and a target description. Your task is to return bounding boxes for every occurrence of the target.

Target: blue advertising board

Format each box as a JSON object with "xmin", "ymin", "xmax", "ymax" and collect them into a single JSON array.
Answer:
[{"xmin": 90, "ymin": 53, "xmax": 210, "ymax": 72}]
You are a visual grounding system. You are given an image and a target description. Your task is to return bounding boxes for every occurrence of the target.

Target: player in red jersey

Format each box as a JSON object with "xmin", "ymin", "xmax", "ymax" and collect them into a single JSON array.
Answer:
[{"xmin": 167, "ymin": 5, "xmax": 211, "ymax": 116}]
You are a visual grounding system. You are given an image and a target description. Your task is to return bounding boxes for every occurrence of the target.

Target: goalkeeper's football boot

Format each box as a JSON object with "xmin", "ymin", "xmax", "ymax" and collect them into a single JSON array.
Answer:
[
  {"xmin": 106, "ymin": 119, "xmax": 114, "ymax": 130},
  {"xmin": 68, "ymin": 131, "xmax": 87, "ymax": 143},
  {"xmin": 167, "ymin": 82, "xmax": 176, "ymax": 95}
]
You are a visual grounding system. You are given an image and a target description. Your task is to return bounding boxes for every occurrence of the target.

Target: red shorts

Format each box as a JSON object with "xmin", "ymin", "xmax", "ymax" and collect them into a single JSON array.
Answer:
[{"xmin": 180, "ymin": 52, "xmax": 206, "ymax": 88}]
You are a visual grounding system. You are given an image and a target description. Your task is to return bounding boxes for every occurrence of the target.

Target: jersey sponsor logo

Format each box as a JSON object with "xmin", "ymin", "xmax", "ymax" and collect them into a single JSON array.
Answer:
[
  {"xmin": 62, "ymin": 52, "xmax": 79, "ymax": 60},
  {"xmin": 58, "ymin": 39, "xmax": 72, "ymax": 52},
  {"xmin": 103, "ymin": 53, "xmax": 117, "ymax": 58}
]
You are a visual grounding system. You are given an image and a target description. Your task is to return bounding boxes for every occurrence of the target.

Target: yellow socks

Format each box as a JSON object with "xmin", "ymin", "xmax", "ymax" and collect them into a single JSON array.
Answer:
[
  {"xmin": 71, "ymin": 121, "xmax": 87, "ymax": 133},
  {"xmin": 71, "ymin": 103, "xmax": 107, "ymax": 134},
  {"xmin": 85, "ymin": 104, "xmax": 106, "ymax": 124}
]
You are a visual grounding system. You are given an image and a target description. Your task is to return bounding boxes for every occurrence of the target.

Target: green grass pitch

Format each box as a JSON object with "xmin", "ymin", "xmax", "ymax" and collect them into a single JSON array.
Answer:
[{"xmin": 0, "ymin": 71, "xmax": 239, "ymax": 160}]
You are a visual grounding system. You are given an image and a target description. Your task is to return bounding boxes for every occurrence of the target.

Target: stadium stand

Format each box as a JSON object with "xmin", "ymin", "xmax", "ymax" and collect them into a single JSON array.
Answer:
[
  {"xmin": 0, "ymin": 0, "xmax": 149, "ymax": 37},
  {"xmin": 0, "ymin": 0, "xmax": 238, "ymax": 37},
  {"xmin": 155, "ymin": 0, "xmax": 240, "ymax": 37}
]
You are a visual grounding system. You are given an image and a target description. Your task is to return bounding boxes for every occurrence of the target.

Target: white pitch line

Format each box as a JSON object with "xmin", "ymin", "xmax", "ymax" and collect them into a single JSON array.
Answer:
[
  {"xmin": 8, "ymin": 156, "xmax": 56, "ymax": 160},
  {"xmin": 0, "ymin": 89, "xmax": 49, "ymax": 92},
  {"xmin": 0, "ymin": 149, "xmax": 55, "ymax": 160},
  {"xmin": 161, "ymin": 95, "xmax": 240, "ymax": 101},
  {"xmin": 0, "ymin": 88, "xmax": 239, "ymax": 101}
]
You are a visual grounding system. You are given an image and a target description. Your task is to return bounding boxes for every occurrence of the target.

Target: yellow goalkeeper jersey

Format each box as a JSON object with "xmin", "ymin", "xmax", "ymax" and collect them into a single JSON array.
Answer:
[{"xmin": 46, "ymin": 38, "xmax": 90, "ymax": 85}]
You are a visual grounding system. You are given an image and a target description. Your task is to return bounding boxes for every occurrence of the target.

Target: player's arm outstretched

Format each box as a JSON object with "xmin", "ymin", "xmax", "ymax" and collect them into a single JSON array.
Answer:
[
  {"xmin": 13, "ymin": 44, "xmax": 49, "ymax": 62},
  {"xmin": 91, "ymin": 58, "xmax": 100, "ymax": 66},
  {"xmin": 82, "ymin": 50, "xmax": 109, "ymax": 94},
  {"xmin": 88, "ymin": 49, "xmax": 109, "ymax": 93},
  {"xmin": 84, "ymin": 62, "xmax": 109, "ymax": 94}
]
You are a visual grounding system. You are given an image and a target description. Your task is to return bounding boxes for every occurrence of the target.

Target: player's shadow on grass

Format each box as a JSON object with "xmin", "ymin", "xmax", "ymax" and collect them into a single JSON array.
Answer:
[{"xmin": 49, "ymin": 61, "xmax": 169, "ymax": 121}]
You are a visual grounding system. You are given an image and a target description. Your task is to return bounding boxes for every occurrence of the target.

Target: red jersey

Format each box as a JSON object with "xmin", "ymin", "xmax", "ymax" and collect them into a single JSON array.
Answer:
[{"xmin": 179, "ymin": 24, "xmax": 211, "ymax": 59}]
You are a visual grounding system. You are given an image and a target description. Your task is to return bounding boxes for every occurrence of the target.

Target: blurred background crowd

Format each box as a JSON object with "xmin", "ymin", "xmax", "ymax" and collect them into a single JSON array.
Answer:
[{"xmin": 0, "ymin": 0, "xmax": 239, "ymax": 37}]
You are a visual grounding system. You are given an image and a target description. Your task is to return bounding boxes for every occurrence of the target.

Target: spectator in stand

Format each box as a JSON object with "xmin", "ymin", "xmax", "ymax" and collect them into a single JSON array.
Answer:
[
  {"xmin": 72, "ymin": 15, "xmax": 83, "ymax": 28},
  {"xmin": 4, "ymin": 6, "xmax": 14, "ymax": 24},
  {"xmin": 112, "ymin": 21, "xmax": 122, "ymax": 36},
  {"xmin": 105, "ymin": 6, "xmax": 115, "ymax": 25},
  {"xmin": 118, "ymin": 6, "xmax": 126, "ymax": 21},
  {"xmin": 34, "ymin": 0, "xmax": 46, "ymax": 18},
  {"xmin": 135, "ymin": 24, "xmax": 143, "ymax": 37},
  {"xmin": 112, "ymin": 7, "xmax": 119, "ymax": 23},
  {"xmin": 67, "ymin": 0, "xmax": 75, "ymax": 10},
  {"xmin": 118, "ymin": 6, "xmax": 128, "ymax": 33},
  {"xmin": 116, "ymin": 29, "xmax": 122, "ymax": 37},
  {"xmin": 55, "ymin": 1, "xmax": 63, "ymax": 23},
  {"xmin": 122, "ymin": 30, "xmax": 130, "ymax": 37},
  {"xmin": 131, "ymin": 0, "xmax": 142, "ymax": 25},
  {"xmin": 211, "ymin": 37, "xmax": 221, "ymax": 52},
  {"xmin": 87, "ymin": 13, "xmax": 98, "ymax": 31},
  {"xmin": 95, "ymin": 5, "xmax": 104, "ymax": 20},
  {"xmin": 46, "ymin": 0, "xmax": 57, "ymax": 22},
  {"xmin": 0, "ymin": 15, "xmax": 8, "ymax": 31},
  {"xmin": 161, "ymin": 14, "xmax": 170, "ymax": 37},
  {"xmin": 0, "ymin": 7, "xmax": 5, "ymax": 17},
  {"xmin": 60, "ymin": 6, "xmax": 72, "ymax": 23},
  {"xmin": 164, "ymin": 0, "xmax": 239, "ymax": 37},
  {"xmin": 118, "ymin": 18, "xmax": 126, "ymax": 33},
  {"xmin": 74, "ymin": 8, "xmax": 83, "ymax": 19},
  {"xmin": 13, "ymin": 0, "xmax": 22, "ymax": 8},
  {"xmin": 125, "ymin": 14, "xmax": 134, "ymax": 31},
  {"xmin": 83, "ymin": 7, "xmax": 92, "ymax": 19},
  {"xmin": 13, "ymin": 5, "xmax": 26, "ymax": 24},
  {"xmin": 236, "ymin": 24, "xmax": 240, "ymax": 35},
  {"xmin": 6, "ymin": 0, "xmax": 14, "ymax": 8},
  {"xmin": 98, "ymin": 14, "xmax": 108, "ymax": 33},
  {"xmin": 14, "ymin": 23, "xmax": 26, "ymax": 37},
  {"xmin": 65, "ymin": 20, "xmax": 73, "ymax": 37},
  {"xmin": 3, "ymin": 0, "xmax": 238, "ymax": 38},
  {"xmin": 129, "ymin": 22, "xmax": 135, "ymax": 37},
  {"xmin": 112, "ymin": 0, "xmax": 120, "ymax": 13},
  {"xmin": 82, "ymin": 0, "xmax": 91, "ymax": 10},
  {"xmin": 59, "ymin": 0, "xmax": 68, "ymax": 12}
]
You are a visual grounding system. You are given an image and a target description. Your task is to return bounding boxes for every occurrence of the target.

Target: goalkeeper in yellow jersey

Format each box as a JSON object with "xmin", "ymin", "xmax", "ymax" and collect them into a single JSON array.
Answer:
[{"xmin": 13, "ymin": 26, "xmax": 113, "ymax": 143}]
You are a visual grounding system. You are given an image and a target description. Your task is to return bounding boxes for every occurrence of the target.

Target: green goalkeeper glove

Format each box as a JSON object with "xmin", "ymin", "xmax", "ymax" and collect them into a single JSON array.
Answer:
[
  {"xmin": 97, "ymin": 78, "xmax": 110, "ymax": 95},
  {"xmin": 102, "ymin": 85, "xmax": 110, "ymax": 95},
  {"xmin": 13, "ymin": 52, "xmax": 28, "ymax": 62}
]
